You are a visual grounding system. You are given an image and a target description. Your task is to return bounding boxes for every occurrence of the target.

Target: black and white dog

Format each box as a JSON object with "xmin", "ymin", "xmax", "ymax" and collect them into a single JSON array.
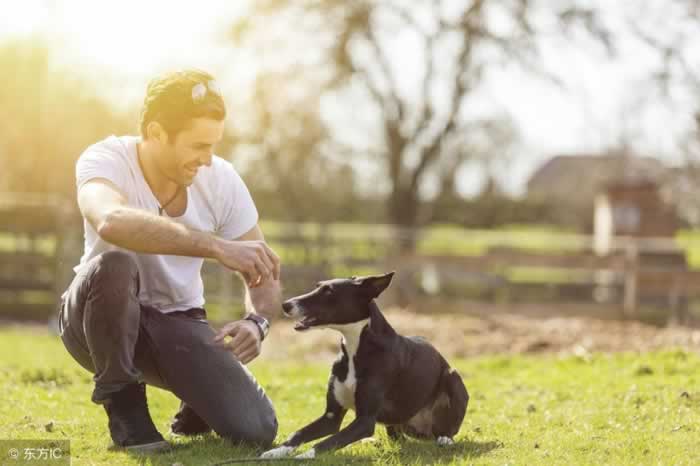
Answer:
[{"xmin": 261, "ymin": 272, "xmax": 469, "ymax": 459}]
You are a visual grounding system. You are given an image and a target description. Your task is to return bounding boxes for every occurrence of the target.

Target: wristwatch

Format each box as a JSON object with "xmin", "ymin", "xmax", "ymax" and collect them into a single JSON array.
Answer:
[{"xmin": 244, "ymin": 313, "xmax": 270, "ymax": 341}]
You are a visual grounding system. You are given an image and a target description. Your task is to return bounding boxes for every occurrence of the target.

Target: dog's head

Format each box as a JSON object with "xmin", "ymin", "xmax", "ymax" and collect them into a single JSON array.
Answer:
[{"xmin": 282, "ymin": 272, "xmax": 395, "ymax": 331}]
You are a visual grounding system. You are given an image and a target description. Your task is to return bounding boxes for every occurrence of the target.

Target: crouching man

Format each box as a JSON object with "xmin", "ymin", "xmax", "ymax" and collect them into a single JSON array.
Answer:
[{"xmin": 58, "ymin": 69, "xmax": 281, "ymax": 452}]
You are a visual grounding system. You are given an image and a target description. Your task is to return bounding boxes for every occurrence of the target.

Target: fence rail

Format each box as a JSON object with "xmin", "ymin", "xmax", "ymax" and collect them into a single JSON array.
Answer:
[{"xmin": 1, "ymin": 199, "xmax": 699, "ymax": 322}]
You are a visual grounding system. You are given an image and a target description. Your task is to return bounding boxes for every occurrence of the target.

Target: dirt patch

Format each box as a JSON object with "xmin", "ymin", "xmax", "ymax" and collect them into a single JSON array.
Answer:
[
  {"xmin": 5, "ymin": 309, "xmax": 700, "ymax": 363},
  {"xmin": 262, "ymin": 308, "xmax": 700, "ymax": 362}
]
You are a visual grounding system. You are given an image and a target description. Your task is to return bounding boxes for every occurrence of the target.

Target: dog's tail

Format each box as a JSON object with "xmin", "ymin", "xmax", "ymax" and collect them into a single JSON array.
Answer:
[{"xmin": 441, "ymin": 367, "xmax": 469, "ymax": 437}]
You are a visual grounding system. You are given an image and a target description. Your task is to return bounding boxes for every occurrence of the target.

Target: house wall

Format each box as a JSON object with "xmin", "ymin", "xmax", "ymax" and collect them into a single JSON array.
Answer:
[{"xmin": 607, "ymin": 184, "xmax": 677, "ymax": 237}]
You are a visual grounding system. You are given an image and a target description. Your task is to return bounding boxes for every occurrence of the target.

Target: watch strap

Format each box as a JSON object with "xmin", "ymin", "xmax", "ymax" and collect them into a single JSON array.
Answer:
[{"xmin": 244, "ymin": 314, "xmax": 269, "ymax": 340}]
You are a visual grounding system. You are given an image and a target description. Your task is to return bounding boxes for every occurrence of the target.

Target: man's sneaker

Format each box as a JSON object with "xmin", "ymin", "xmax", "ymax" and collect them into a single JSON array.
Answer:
[
  {"xmin": 103, "ymin": 383, "xmax": 170, "ymax": 453},
  {"xmin": 169, "ymin": 402, "xmax": 212, "ymax": 436}
]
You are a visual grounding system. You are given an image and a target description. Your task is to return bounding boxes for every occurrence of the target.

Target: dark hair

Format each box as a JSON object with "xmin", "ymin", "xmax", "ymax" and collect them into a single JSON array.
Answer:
[{"xmin": 139, "ymin": 69, "xmax": 226, "ymax": 140}]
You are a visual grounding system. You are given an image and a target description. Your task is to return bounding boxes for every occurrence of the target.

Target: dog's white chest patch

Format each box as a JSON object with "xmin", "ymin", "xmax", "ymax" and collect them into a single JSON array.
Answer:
[
  {"xmin": 329, "ymin": 320, "xmax": 367, "ymax": 410},
  {"xmin": 333, "ymin": 359, "xmax": 357, "ymax": 409}
]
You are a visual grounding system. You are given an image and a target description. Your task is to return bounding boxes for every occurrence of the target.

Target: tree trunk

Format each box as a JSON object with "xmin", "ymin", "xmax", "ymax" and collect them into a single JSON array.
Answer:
[{"xmin": 388, "ymin": 187, "xmax": 419, "ymax": 253}]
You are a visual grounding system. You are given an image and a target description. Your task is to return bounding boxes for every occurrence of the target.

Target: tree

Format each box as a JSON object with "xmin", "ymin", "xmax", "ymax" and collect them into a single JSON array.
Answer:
[
  {"xmin": 0, "ymin": 39, "xmax": 131, "ymax": 198},
  {"xmin": 232, "ymin": 0, "xmax": 614, "ymax": 246},
  {"xmin": 627, "ymin": 0, "xmax": 700, "ymax": 224},
  {"xmin": 229, "ymin": 72, "xmax": 364, "ymax": 223}
]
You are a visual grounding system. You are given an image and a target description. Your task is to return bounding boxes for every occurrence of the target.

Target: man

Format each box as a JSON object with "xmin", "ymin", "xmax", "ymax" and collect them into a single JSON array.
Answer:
[{"xmin": 57, "ymin": 69, "xmax": 282, "ymax": 453}]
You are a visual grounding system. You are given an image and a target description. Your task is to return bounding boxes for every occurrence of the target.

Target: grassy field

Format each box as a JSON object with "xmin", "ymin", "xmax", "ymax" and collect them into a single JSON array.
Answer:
[
  {"xmin": 261, "ymin": 222, "xmax": 700, "ymax": 266},
  {"xmin": 1, "ymin": 326, "xmax": 700, "ymax": 465},
  {"xmin": 6, "ymin": 222, "xmax": 700, "ymax": 261}
]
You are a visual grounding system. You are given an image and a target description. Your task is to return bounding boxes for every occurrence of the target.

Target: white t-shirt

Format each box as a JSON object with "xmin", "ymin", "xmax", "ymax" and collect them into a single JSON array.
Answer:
[{"xmin": 69, "ymin": 135, "xmax": 259, "ymax": 313}]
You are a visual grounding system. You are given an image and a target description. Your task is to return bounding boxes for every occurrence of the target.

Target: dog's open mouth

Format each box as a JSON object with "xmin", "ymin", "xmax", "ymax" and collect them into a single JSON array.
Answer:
[{"xmin": 294, "ymin": 316, "xmax": 318, "ymax": 331}]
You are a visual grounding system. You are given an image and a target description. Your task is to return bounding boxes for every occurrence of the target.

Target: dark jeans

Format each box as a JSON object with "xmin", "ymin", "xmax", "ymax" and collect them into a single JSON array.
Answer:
[{"xmin": 57, "ymin": 250, "xmax": 277, "ymax": 446}]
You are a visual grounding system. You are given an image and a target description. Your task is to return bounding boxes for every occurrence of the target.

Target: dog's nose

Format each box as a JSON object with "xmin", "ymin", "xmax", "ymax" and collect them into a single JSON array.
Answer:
[{"xmin": 282, "ymin": 301, "xmax": 293, "ymax": 315}]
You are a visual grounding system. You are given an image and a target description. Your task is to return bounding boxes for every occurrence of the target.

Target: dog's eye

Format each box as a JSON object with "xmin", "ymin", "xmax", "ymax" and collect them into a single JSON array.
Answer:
[{"xmin": 320, "ymin": 285, "xmax": 332, "ymax": 295}]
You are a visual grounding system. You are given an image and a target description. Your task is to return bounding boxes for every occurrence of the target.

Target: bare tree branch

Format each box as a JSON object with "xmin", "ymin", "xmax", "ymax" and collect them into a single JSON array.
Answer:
[{"xmin": 230, "ymin": 0, "xmax": 616, "ymax": 235}]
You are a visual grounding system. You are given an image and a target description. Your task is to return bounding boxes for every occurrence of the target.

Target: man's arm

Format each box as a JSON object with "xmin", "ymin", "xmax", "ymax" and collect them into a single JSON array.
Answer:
[
  {"xmin": 236, "ymin": 224, "xmax": 283, "ymax": 322},
  {"xmin": 78, "ymin": 179, "xmax": 279, "ymax": 287},
  {"xmin": 213, "ymin": 224, "xmax": 283, "ymax": 365},
  {"xmin": 79, "ymin": 178, "xmax": 219, "ymax": 257}
]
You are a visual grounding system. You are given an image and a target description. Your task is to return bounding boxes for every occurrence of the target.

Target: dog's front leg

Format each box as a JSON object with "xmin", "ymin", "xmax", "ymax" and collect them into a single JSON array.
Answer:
[
  {"xmin": 295, "ymin": 415, "xmax": 376, "ymax": 458},
  {"xmin": 296, "ymin": 377, "xmax": 384, "ymax": 458},
  {"xmin": 261, "ymin": 414, "xmax": 346, "ymax": 459},
  {"xmin": 261, "ymin": 382, "xmax": 347, "ymax": 459}
]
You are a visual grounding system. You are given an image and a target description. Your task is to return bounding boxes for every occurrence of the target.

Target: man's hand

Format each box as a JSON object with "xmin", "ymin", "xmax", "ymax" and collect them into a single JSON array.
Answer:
[
  {"xmin": 213, "ymin": 320, "xmax": 262, "ymax": 364},
  {"xmin": 214, "ymin": 239, "xmax": 280, "ymax": 288}
]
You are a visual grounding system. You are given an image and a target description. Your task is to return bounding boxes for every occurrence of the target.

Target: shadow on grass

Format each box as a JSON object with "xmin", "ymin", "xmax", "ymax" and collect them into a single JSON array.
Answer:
[
  {"xmin": 119, "ymin": 435, "xmax": 262, "ymax": 465},
  {"xmin": 391, "ymin": 439, "xmax": 503, "ymax": 465},
  {"xmin": 119, "ymin": 435, "xmax": 501, "ymax": 465}
]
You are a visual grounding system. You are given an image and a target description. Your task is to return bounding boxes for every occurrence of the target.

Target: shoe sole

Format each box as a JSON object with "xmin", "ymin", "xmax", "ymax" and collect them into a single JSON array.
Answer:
[
  {"xmin": 168, "ymin": 428, "xmax": 212, "ymax": 438},
  {"xmin": 124, "ymin": 440, "xmax": 171, "ymax": 453}
]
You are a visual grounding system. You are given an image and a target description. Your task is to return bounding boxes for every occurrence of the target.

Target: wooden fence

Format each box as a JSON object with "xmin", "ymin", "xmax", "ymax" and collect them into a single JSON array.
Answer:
[
  {"xmin": 0, "ymin": 196, "xmax": 74, "ymax": 320},
  {"xmin": 390, "ymin": 242, "xmax": 694, "ymax": 317},
  {"xmin": 1, "ymin": 198, "xmax": 699, "ymax": 322}
]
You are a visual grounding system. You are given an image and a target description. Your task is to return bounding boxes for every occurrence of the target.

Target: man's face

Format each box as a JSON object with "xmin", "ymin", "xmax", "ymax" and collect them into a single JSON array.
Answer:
[{"xmin": 156, "ymin": 117, "xmax": 225, "ymax": 186}]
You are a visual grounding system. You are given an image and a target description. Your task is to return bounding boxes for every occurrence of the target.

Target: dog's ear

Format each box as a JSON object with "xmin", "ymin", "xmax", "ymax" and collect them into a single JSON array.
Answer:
[{"xmin": 359, "ymin": 271, "xmax": 395, "ymax": 298}]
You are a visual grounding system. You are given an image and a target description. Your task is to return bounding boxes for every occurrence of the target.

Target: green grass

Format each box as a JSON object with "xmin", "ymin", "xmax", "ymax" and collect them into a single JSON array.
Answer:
[
  {"xmin": 2, "ymin": 327, "xmax": 700, "ymax": 465},
  {"xmin": 260, "ymin": 222, "xmax": 700, "ymax": 270},
  {"xmin": 258, "ymin": 222, "xmax": 590, "ymax": 259},
  {"xmin": 6, "ymin": 223, "xmax": 700, "ymax": 266}
]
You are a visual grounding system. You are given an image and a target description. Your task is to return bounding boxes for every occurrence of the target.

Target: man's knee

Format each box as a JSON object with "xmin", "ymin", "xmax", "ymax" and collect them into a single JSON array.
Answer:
[
  {"xmin": 91, "ymin": 250, "xmax": 138, "ymax": 287},
  {"xmin": 258, "ymin": 407, "xmax": 279, "ymax": 447},
  {"xmin": 218, "ymin": 403, "xmax": 278, "ymax": 447}
]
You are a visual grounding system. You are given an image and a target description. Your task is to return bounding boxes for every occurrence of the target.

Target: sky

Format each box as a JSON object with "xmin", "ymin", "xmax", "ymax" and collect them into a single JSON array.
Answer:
[
  {"xmin": 2, "ymin": 0, "xmax": 697, "ymax": 196},
  {"xmin": 0, "ymin": 1, "xmax": 248, "ymax": 102}
]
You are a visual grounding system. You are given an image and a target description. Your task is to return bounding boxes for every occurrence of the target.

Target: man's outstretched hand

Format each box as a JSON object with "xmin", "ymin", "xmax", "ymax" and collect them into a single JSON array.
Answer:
[
  {"xmin": 214, "ymin": 239, "xmax": 280, "ymax": 288},
  {"xmin": 214, "ymin": 320, "xmax": 262, "ymax": 365}
]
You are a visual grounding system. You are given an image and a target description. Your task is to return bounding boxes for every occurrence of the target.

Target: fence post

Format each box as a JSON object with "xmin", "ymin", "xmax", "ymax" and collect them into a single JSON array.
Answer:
[{"xmin": 623, "ymin": 240, "xmax": 638, "ymax": 316}]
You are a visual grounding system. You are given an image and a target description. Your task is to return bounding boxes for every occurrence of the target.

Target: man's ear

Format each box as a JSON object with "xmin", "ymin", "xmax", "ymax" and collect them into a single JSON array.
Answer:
[
  {"xmin": 359, "ymin": 271, "xmax": 395, "ymax": 298},
  {"xmin": 147, "ymin": 121, "xmax": 169, "ymax": 145}
]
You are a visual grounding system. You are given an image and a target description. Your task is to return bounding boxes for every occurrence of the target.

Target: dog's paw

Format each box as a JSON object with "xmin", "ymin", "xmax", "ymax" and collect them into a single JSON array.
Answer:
[
  {"xmin": 437, "ymin": 436, "xmax": 454, "ymax": 446},
  {"xmin": 260, "ymin": 445, "xmax": 295, "ymax": 458},
  {"xmin": 295, "ymin": 448, "xmax": 316, "ymax": 459}
]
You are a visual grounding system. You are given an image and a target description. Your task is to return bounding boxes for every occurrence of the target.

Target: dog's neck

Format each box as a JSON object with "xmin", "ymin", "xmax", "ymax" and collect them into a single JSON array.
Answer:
[
  {"xmin": 328, "ymin": 319, "xmax": 369, "ymax": 355},
  {"xmin": 326, "ymin": 301, "xmax": 396, "ymax": 351}
]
